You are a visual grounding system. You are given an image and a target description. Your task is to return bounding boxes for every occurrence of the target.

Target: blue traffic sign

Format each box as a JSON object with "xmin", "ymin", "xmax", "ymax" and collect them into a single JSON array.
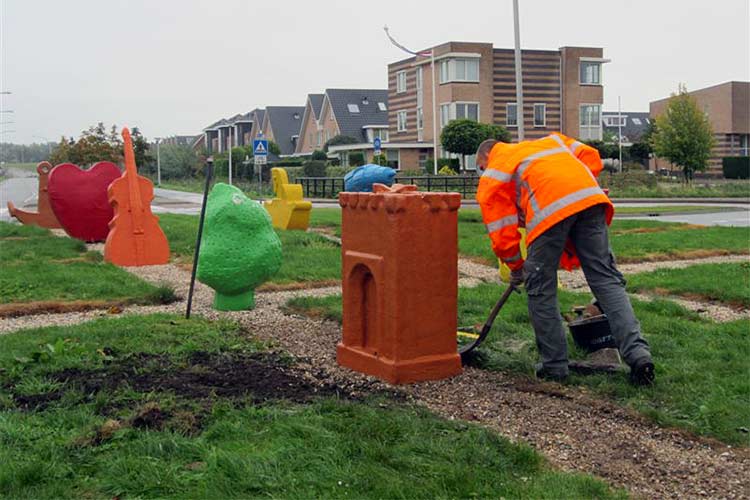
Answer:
[
  {"xmin": 373, "ymin": 137, "xmax": 382, "ymax": 154},
  {"xmin": 253, "ymin": 139, "xmax": 269, "ymax": 157}
]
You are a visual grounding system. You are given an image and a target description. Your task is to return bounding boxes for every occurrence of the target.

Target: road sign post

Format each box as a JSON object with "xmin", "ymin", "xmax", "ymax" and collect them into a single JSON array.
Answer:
[
  {"xmin": 253, "ymin": 137, "xmax": 268, "ymax": 195},
  {"xmin": 373, "ymin": 137, "xmax": 382, "ymax": 161}
]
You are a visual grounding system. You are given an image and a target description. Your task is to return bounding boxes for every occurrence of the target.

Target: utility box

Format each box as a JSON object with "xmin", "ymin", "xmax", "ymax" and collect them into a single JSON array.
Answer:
[{"xmin": 337, "ymin": 184, "xmax": 462, "ymax": 384}]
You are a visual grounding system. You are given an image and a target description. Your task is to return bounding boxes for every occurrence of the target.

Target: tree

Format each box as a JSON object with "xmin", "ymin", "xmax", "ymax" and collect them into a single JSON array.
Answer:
[
  {"xmin": 311, "ymin": 149, "xmax": 328, "ymax": 161},
  {"xmin": 158, "ymin": 144, "xmax": 201, "ymax": 179},
  {"xmin": 650, "ymin": 85, "xmax": 715, "ymax": 182},
  {"xmin": 480, "ymin": 123, "xmax": 512, "ymax": 143},
  {"xmin": 440, "ymin": 119, "xmax": 486, "ymax": 171},
  {"xmin": 131, "ymin": 127, "xmax": 153, "ymax": 169},
  {"xmin": 49, "ymin": 122, "xmax": 124, "ymax": 167},
  {"xmin": 323, "ymin": 134, "xmax": 358, "ymax": 153}
]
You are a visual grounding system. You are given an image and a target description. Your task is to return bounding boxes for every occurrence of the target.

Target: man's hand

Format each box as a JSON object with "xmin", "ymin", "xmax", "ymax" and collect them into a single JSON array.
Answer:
[{"xmin": 510, "ymin": 267, "xmax": 524, "ymax": 287}]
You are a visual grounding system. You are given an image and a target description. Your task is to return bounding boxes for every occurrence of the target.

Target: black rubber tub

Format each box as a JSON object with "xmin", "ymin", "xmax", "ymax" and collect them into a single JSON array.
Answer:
[{"xmin": 567, "ymin": 313, "xmax": 616, "ymax": 352}]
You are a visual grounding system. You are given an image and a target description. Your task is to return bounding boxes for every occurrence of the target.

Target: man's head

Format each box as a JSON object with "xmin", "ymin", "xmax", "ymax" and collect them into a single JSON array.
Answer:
[{"xmin": 476, "ymin": 139, "xmax": 499, "ymax": 171}]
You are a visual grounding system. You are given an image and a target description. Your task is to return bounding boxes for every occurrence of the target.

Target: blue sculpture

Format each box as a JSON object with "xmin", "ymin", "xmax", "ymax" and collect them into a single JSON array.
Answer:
[{"xmin": 344, "ymin": 164, "xmax": 396, "ymax": 192}]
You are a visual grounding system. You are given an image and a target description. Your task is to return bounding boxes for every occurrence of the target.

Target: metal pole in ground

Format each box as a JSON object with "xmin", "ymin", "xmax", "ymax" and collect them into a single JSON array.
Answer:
[
  {"xmin": 186, "ymin": 158, "xmax": 214, "ymax": 319},
  {"xmin": 513, "ymin": 0, "xmax": 525, "ymax": 141}
]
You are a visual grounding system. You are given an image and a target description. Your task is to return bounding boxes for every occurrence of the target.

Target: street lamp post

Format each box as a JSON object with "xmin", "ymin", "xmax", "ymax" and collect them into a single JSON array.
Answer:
[
  {"xmin": 384, "ymin": 26, "xmax": 439, "ymax": 175},
  {"xmin": 33, "ymin": 135, "xmax": 52, "ymax": 157},
  {"xmin": 155, "ymin": 138, "xmax": 162, "ymax": 186},
  {"xmin": 513, "ymin": 0, "xmax": 525, "ymax": 141}
]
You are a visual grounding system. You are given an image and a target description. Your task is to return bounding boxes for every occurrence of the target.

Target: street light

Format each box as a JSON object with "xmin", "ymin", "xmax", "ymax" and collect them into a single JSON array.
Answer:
[
  {"xmin": 384, "ymin": 26, "xmax": 439, "ymax": 175},
  {"xmin": 33, "ymin": 135, "xmax": 53, "ymax": 156},
  {"xmin": 154, "ymin": 137, "xmax": 162, "ymax": 186},
  {"xmin": 512, "ymin": 0, "xmax": 525, "ymax": 141}
]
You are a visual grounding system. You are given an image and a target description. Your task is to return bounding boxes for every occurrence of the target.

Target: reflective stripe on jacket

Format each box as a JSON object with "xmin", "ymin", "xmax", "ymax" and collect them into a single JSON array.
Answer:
[{"xmin": 476, "ymin": 132, "xmax": 614, "ymax": 271}]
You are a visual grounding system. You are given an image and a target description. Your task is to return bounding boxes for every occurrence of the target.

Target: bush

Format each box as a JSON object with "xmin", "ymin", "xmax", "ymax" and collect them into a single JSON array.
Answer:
[
  {"xmin": 437, "ymin": 158, "xmax": 460, "ymax": 173},
  {"xmin": 283, "ymin": 166, "xmax": 304, "ymax": 182},
  {"xmin": 325, "ymin": 166, "xmax": 350, "ymax": 177},
  {"xmin": 722, "ymin": 157, "xmax": 750, "ymax": 179},
  {"xmin": 598, "ymin": 170, "xmax": 657, "ymax": 190},
  {"xmin": 438, "ymin": 166, "xmax": 458, "ymax": 176},
  {"xmin": 349, "ymin": 152, "xmax": 365, "ymax": 167},
  {"xmin": 372, "ymin": 153, "xmax": 387, "ymax": 166},
  {"xmin": 323, "ymin": 135, "xmax": 358, "ymax": 152},
  {"xmin": 398, "ymin": 169, "xmax": 424, "ymax": 178},
  {"xmin": 311, "ymin": 150, "xmax": 328, "ymax": 161},
  {"xmin": 302, "ymin": 159, "xmax": 327, "ymax": 177},
  {"xmin": 273, "ymin": 157, "xmax": 304, "ymax": 167},
  {"xmin": 158, "ymin": 144, "xmax": 201, "ymax": 179}
]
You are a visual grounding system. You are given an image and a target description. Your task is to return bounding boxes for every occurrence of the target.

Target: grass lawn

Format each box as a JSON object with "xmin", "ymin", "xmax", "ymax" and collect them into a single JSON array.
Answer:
[
  {"xmin": 0, "ymin": 222, "xmax": 174, "ymax": 308},
  {"xmin": 608, "ymin": 180, "xmax": 750, "ymax": 199},
  {"xmin": 628, "ymin": 262, "xmax": 750, "ymax": 308},
  {"xmin": 310, "ymin": 207, "xmax": 344, "ymax": 236},
  {"xmin": 458, "ymin": 210, "xmax": 750, "ymax": 266},
  {"xmin": 1, "ymin": 162, "xmax": 39, "ymax": 173},
  {"xmin": 159, "ymin": 214, "xmax": 341, "ymax": 285},
  {"xmin": 0, "ymin": 314, "xmax": 620, "ymax": 499},
  {"xmin": 285, "ymin": 287, "xmax": 750, "ymax": 445},
  {"xmin": 613, "ymin": 205, "xmax": 747, "ymax": 215}
]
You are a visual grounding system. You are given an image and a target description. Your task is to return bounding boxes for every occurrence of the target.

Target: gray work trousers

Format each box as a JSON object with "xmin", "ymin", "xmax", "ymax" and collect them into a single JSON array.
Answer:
[{"xmin": 524, "ymin": 204, "xmax": 651, "ymax": 376}]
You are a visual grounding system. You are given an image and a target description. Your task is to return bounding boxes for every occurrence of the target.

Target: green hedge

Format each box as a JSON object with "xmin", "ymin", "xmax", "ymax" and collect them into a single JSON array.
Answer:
[
  {"xmin": 598, "ymin": 170, "xmax": 657, "ymax": 190},
  {"xmin": 722, "ymin": 157, "xmax": 750, "ymax": 179},
  {"xmin": 302, "ymin": 160, "xmax": 327, "ymax": 177}
]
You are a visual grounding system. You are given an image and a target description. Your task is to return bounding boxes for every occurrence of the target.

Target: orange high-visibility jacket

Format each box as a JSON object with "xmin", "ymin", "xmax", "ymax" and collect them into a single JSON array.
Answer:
[{"xmin": 476, "ymin": 132, "xmax": 614, "ymax": 271}]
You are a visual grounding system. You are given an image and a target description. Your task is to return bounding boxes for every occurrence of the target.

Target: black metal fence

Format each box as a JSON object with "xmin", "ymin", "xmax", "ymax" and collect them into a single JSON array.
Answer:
[{"xmin": 296, "ymin": 175, "xmax": 480, "ymax": 199}]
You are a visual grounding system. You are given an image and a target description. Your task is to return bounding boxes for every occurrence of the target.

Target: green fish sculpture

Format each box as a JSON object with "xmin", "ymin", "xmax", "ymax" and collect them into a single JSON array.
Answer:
[{"xmin": 197, "ymin": 183, "xmax": 282, "ymax": 310}]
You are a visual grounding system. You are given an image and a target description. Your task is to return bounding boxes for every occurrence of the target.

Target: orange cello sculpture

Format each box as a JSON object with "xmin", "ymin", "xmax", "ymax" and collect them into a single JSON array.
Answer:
[
  {"xmin": 104, "ymin": 127, "xmax": 170, "ymax": 266},
  {"xmin": 7, "ymin": 162, "xmax": 62, "ymax": 229}
]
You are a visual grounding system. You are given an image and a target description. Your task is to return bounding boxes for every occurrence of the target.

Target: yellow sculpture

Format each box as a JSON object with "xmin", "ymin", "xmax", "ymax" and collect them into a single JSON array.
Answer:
[{"xmin": 263, "ymin": 168, "xmax": 312, "ymax": 230}]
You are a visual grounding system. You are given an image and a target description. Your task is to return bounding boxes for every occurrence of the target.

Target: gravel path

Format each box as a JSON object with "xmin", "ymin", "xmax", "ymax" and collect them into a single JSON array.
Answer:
[{"xmin": 2, "ymin": 254, "xmax": 749, "ymax": 497}]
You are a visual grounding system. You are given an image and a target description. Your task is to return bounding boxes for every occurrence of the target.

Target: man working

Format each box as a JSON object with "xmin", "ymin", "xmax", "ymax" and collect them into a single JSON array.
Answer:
[{"xmin": 475, "ymin": 133, "xmax": 654, "ymax": 385}]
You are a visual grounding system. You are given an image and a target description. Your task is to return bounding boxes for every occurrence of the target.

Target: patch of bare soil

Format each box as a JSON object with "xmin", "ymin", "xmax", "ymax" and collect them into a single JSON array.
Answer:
[
  {"xmin": 612, "ymin": 223, "xmax": 706, "ymax": 235},
  {"xmin": 619, "ymin": 248, "xmax": 748, "ymax": 264},
  {"xmin": 258, "ymin": 280, "xmax": 341, "ymax": 292},
  {"xmin": 0, "ymin": 300, "xmax": 125, "ymax": 318}
]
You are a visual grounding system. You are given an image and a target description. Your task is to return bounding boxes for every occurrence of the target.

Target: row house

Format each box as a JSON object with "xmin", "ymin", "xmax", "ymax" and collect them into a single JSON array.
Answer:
[
  {"xmin": 601, "ymin": 111, "xmax": 651, "ymax": 146},
  {"xmin": 198, "ymin": 109, "xmax": 261, "ymax": 154},
  {"xmin": 296, "ymin": 89, "xmax": 391, "ymax": 166},
  {"xmin": 650, "ymin": 81, "xmax": 749, "ymax": 175},
  {"xmin": 387, "ymin": 41, "xmax": 608, "ymax": 170},
  {"xmin": 260, "ymin": 106, "xmax": 305, "ymax": 156}
]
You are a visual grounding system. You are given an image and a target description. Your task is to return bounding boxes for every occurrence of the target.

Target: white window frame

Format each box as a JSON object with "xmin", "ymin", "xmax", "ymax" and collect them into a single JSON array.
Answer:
[
  {"xmin": 397, "ymin": 110, "xmax": 407, "ymax": 132},
  {"xmin": 602, "ymin": 116, "xmax": 626, "ymax": 127},
  {"xmin": 396, "ymin": 70, "xmax": 407, "ymax": 93},
  {"xmin": 416, "ymin": 107, "xmax": 423, "ymax": 130},
  {"xmin": 440, "ymin": 103, "xmax": 450, "ymax": 128},
  {"xmin": 347, "ymin": 103, "xmax": 360, "ymax": 113},
  {"xmin": 378, "ymin": 102, "xmax": 387, "ymax": 111},
  {"xmin": 579, "ymin": 103, "xmax": 602, "ymax": 141},
  {"xmin": 533, "ymin": 103, "xmax": 546, "ymax": 128},
  {"xmin": 386, "ymin": 149, "xmax": 401, "ymax": 170},
  {"xmin": 440, "ymin": 102, "xmax": 480, "ymax": 127},
  {"xmin": 454, "ymin": 102, "xmax": 479, "ymax": 122},
  {"xmin": 367, "ymin": 128, "xmax": 389, "ymax": 143},
  {"xmin": 506, "ymin": 102, "xmax": 518, "ymax": 128},
  {"xmin": 438, "ymin": 58, "xmax": 480, "ymax": 84},
  {"xmin": 579, "ymin": 61, "xmax": 602, "ymax": 85}
]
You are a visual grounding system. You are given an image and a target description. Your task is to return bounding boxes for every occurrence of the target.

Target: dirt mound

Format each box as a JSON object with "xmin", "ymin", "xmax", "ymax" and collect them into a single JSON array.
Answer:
[{"xmin": 11, "ymin": 350, "xmax": 360, "ymax": 412}]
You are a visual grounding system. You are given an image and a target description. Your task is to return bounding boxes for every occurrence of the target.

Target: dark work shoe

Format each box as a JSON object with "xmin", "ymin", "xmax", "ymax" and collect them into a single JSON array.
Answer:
[
  {"xmin": 630, "ymin": 358, "xmax": 655, "ymax": 386},
  {"xmin": 535, "ymin": 363, "xmax": 568, "ymax": 382}
]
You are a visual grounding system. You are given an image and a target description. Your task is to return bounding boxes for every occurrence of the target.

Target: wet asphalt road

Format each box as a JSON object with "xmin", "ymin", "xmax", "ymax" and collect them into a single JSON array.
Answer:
[{"xmin": 1, "ymin": 169, "xmax": 748, "ymax": 227}]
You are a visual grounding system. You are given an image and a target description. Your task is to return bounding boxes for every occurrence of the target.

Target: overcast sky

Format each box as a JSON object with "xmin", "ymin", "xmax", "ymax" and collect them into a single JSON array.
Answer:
[{"xmin": 2, "ymin": 0, "xmax": 748, "ymax": 144}]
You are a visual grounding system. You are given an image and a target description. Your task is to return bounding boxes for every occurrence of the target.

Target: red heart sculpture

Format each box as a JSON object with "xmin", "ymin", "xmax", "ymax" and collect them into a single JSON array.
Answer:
[{"xmin": 48, "ymin": 162, "xmax": 122, "ymax": 242}]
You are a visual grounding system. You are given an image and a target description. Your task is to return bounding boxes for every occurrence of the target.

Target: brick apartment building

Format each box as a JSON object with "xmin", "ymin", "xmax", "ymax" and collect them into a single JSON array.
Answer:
[
  {"xmin": 384, "ymin": 41, "xmax": 608, "ymax": 170},
  {"xmin": 650, "ymin": 81, "xmax": 749, "ymax": 175}
]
